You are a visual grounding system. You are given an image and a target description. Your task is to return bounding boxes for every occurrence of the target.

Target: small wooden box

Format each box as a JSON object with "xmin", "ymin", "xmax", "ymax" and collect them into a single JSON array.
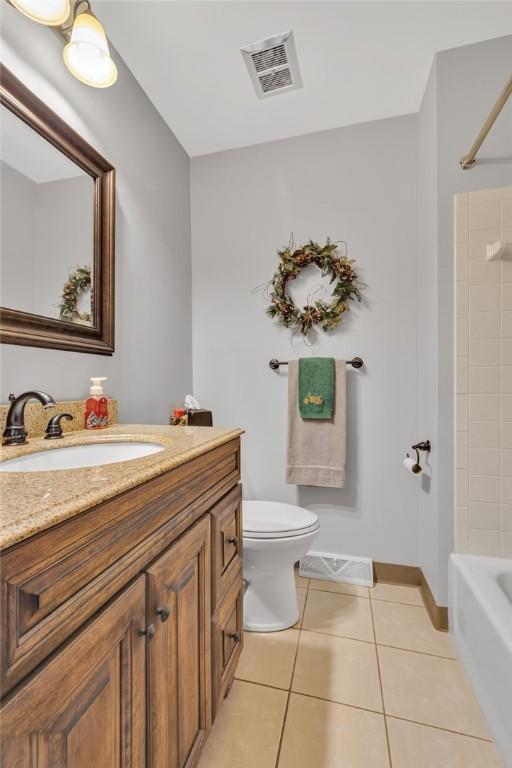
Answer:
[{"xmin": 187, "ymin": 409, "xmax": 213, "ymax": 427}]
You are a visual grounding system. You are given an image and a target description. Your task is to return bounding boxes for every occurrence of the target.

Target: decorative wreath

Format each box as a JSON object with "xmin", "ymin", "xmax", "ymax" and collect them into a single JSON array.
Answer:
[
  {"xmin": 59, "ymin": 265, "xmax": 92, "ymax": 324},
  {"xmin": 266, "ymin": 238, "xmax": 362, "ymax": 335}
]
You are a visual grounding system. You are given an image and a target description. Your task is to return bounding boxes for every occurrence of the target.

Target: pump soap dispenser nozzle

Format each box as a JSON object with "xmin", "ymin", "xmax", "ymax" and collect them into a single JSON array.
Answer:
[{"xmin": 90, "ymin": 377, "xmax": 107, "ymax": 395}]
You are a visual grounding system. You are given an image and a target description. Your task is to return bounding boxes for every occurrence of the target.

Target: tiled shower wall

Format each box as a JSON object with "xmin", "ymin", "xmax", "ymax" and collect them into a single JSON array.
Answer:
[{"xmin": 455, "ymin": 186, "xmax": 512, "ymax": 557}]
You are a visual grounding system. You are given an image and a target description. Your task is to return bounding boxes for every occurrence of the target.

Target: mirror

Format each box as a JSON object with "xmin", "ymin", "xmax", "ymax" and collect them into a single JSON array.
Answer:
[{"xmin": 0, "ymin": 65, "xmax": 115, "ymax": 355}]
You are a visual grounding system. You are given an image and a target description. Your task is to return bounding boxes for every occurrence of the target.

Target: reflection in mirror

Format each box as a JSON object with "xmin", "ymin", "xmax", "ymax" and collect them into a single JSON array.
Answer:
[{"xmin": 1, "ymin": 105, "xmax": 94, "ymax": 326}]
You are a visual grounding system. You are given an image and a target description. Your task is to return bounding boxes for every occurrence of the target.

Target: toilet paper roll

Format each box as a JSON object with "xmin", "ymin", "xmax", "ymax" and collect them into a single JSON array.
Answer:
[{"xmin": 404, "ymin": 456, "xmax": 422, "ymax": 474}]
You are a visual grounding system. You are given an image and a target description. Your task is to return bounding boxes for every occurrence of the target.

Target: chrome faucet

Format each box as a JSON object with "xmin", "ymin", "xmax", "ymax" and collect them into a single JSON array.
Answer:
[{"xmin": 2, "ymin": 391, "xmax": 56, "ymax": 446}]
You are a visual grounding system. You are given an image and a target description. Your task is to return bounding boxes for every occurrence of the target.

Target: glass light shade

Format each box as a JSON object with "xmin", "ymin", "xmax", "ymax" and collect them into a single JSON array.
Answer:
[
  {"xmin": 63, "ymin": 11, "xmax": 117, "ymax": 88},
  {"xmin": 10, "ymin": 0, "xmax": 70, "ymax": 25}
]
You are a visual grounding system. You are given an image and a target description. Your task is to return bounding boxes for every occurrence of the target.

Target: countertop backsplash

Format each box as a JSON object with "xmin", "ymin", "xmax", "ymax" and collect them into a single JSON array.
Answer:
[{"xmin": 0, "ymin": 399, "xmax": 118, "ymax": 438}]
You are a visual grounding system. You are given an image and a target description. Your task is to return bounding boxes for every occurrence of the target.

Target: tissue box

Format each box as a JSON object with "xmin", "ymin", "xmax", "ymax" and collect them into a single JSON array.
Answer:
[{"xmin": 187, "ymin": 409, "xmax": 213, "ymax": 427}]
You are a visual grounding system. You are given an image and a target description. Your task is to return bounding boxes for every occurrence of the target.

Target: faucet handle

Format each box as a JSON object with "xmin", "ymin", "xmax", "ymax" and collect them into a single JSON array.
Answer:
[
  {"xmin": 45, "ymin": 413, "xmax": 74, "ymax": 440},
  {"xmin": 8, "ymin": 393, "xmax": 16, "ymax": 404}
]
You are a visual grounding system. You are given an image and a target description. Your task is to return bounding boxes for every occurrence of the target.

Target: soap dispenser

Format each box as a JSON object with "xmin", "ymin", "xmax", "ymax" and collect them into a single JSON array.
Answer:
[{"xmin": 85, "ymin": 377, "xmax": 109, "ymax": 429}]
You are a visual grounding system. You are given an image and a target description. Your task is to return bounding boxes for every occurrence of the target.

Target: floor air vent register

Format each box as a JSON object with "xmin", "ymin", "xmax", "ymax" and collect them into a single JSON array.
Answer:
[{"xmin": 300, "ymin": 552, "xmax": 374, "ymax": 587}]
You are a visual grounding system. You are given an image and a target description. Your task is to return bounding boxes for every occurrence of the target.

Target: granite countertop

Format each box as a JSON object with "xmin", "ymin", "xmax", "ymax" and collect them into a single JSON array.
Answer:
[{"xmin": 0, "ymin": 424, "xmax": 243, "ymax": 550}]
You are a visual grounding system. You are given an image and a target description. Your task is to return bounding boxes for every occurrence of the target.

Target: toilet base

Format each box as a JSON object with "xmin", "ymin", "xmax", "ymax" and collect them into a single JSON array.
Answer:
[
  {"xmin": 243, "ymin": 614, "xmax": 299, "ymax": 633},
  {"xmin": 243, "ymin": 563, "xmax": 299, "ymax": 632}
]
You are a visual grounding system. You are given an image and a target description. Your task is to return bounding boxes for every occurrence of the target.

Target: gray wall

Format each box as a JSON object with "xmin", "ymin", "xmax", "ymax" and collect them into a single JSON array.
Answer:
[
  {"xmin": 35, "ymin": 175, "xmax": 93, "ymax": 319},
  {"xmin": 0, "ymin": 8, "xmax": 192, "ymax": 423},
  {"xmin": 418, "ymin": 35, "xmax": 512, "ymax": 603},
  {"xmin": 192, "ymin": 34, "xmax": 511, "ymax": 599},
  {"xmin": 192, "ymin": 115, "xmax": 421, "ymax": 567},
  {"xmin": 417, "ymin": 58, "xmax": 442, "ymax": 602},
  {"xmin": 1, "ymin": 162, "xmax": 93, "ymax": 319},
  {"xmin": 1, "ymin": 161, "xmax": 37, "ymax": 312}
]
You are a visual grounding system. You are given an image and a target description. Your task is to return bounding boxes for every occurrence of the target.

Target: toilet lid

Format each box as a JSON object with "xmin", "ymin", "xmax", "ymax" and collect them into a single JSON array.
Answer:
[{"xmin": 243, "ymin": 500, "xmax": 319, "ymax": 539}]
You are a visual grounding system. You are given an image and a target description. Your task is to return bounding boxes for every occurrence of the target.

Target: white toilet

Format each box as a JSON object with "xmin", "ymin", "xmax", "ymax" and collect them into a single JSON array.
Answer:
[{"xmin": 242, "ymin": 500, "xmax": 320, "ymax": 632}]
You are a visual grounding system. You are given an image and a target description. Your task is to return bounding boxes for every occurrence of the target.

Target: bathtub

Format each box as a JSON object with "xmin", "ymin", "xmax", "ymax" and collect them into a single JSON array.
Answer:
[{"xmin": 449, "ymin": 554, "xmax": 512, "ymax": 767}]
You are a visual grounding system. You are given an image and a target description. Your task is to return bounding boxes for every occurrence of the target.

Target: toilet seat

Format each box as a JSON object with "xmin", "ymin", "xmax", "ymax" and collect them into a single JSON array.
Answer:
[{"xmin": 243, "ymin": 500, "xmax": 319, "ymax": 540}]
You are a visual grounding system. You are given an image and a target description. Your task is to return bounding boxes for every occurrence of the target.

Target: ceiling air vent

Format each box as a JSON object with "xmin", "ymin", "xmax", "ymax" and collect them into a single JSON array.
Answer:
[{"xmin": 241, "ymin": 30, "xmax": 303, "ymax": 99}]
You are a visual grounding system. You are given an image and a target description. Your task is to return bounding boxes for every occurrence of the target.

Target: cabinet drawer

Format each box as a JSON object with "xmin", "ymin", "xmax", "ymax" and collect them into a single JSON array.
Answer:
[
  {"xmin": 211, "ymin": 565, "xmax": 243, "ymax": 719},
  {"xmin": 1, "ymin": 439, "xmax": 240, "ymax": 695},
  {"xmin": 210, "ymin": 485, "xmax": 242, "ymax": 609}
]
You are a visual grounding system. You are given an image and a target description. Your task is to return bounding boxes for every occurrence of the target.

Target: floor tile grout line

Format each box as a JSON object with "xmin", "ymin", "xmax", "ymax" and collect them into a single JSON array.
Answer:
[
  {"xmin": 273, "ymin": 584, "xmax": 309, "ymax": 768},
  {"xmin": 384, "ymin": 714, "xmax": 494, "ymax": 744},
  {"xmin": 293, "ymin": 689, "xmax": 494, "ymax": 743},
  {"xmin": 299, "ymin": 626, "xmax": 458, "ymax": 661},
  {"xmin": 374, "ymin": 640, "xmax": 458, "ymax": 662},
  {"xmin": 308, "ymin": 587, "xmax": 370, "ymax": 599},
  {"xmin": 309, "ymin": 586, "xmax": 370, "ymax": 597},
  {"xmin": 271, "ymin": 651, "xmax": 296, "ymax": 766},
  {"xmin": 231, "ymin": 679, "xmax": 494, "ymax": 745},
  {"xmin": 369, "ymin": 597, "xmax": 426, "ymax": 609},
  {"xmin": 300, "ymin": 626, "xmax": 374, "ymax": 645},
  {"xmin": 307, "ymin": 585, "xmax": 439, "ymax": 616},
  {"xmin": 287, "ymin": 688, "xmax": 384, "ymax": 716},
  {"xmin": 309, "ymin": 583, "xmax": 423, "ymax": 598},
  {"xmin": 308, "ymin": 585, "xmax": 425, "ymax": 608},
  {"xmin": 369, "ymin": 590, "xmax": 393, "ymax": 768},
  {"xmin": 235, "ymin": 676, "xmax": 293, "ymax": 695},
  {"xmin": 368, "ymin": 595, "xmax": 377, "ymax": 644}
]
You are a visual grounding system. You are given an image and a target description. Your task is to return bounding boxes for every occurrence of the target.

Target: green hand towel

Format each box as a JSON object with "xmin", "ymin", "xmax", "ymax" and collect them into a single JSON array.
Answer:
[{"xmin": 299, "ymin": 357, "xmax": 335, "ymax": 419}]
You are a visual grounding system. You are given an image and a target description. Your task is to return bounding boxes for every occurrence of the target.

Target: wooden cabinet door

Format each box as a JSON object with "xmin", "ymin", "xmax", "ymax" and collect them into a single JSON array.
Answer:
[
  {"xmin": 146, "ymin": 515, "xmax": 211, "ymax": 768},
  {"xmin": 1, "ymin": 576, "xmax": 146, "ymax": 768}
]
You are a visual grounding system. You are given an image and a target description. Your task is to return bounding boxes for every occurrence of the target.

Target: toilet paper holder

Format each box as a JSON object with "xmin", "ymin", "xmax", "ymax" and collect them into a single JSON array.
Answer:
[{"xmin": 409, "ymin": 440, "xmax": 431, "ymax": 470}]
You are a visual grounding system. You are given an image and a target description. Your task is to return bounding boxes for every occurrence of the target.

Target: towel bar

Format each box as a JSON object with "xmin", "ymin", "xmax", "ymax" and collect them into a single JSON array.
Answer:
[{"xmin": 269, "ymin": 357, "xmax": 363, "ymax": 370}]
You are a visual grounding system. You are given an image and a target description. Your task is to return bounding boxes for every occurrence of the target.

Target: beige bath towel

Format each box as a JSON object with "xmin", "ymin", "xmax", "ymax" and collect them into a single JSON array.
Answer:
[{"xmin": 286, "ymin": 359, "xmax": 346, "ymax": 488}]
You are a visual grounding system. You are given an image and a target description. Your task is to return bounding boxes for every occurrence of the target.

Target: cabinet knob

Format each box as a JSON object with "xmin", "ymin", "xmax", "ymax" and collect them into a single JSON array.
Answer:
[
  {"xmin": 156, "ymin": 606, "xmax": 170, "ymax": 623},
  {"xmin": 228, "ymin": 535, "xmax": 239, "ymax": 548},
  {"xmin": 139, "ymin": 623, "xmax": 156, "ymax": 639},
  {"xmin": 228, "ymin": 631, "xmax": 240, "ymax": 643}
]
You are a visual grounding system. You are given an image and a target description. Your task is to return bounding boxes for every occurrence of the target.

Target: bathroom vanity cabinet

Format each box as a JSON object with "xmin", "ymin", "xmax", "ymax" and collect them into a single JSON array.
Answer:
[{"xmin": 0, "ymin": 437, "xmax": 243, "ymax": 768}]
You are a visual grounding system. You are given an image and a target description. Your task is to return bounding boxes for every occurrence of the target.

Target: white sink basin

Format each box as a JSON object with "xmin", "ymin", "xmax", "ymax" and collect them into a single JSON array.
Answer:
[{"xmin": 0, "ymin": 441, "xmax": 165, "ymax": 473}]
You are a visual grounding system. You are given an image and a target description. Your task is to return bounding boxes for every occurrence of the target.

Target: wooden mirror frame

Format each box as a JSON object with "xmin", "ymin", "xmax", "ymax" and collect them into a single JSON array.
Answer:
[{"xmin": 0, "ymin": 65, "xmax": 115, "ymax": 355}]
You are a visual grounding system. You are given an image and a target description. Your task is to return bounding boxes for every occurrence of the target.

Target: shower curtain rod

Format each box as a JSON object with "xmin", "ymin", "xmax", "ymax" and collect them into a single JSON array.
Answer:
[{"xmin": 459, "ymin": 75, "xmax": 512, "ymax": 170}]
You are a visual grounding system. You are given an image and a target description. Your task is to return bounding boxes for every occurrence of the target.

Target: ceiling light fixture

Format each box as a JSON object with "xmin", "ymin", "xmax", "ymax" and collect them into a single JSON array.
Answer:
[
  {"xmin": 9, "ymin": 0, "xmax": 70, "ymax": 26},
  {"xmin": 63, "ymin": 0, "xmax": 117, "ymax": 88}
]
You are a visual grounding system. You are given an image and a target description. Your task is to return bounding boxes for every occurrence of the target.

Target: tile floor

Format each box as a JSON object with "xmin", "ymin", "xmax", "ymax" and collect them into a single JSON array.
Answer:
[{"xmin": 198, "ymin": 573, "xmax": 503, "ymax": 768}]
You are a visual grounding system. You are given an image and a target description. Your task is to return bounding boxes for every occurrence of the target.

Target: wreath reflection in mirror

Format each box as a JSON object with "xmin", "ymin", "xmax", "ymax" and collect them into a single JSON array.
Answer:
[
  {"xmin": 266, "ymin": 237, "xmax": 362, "ymax": 336},
  {"xmin": 59, "ymin": 265, "xmax": 92, "ymax": 325}
]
